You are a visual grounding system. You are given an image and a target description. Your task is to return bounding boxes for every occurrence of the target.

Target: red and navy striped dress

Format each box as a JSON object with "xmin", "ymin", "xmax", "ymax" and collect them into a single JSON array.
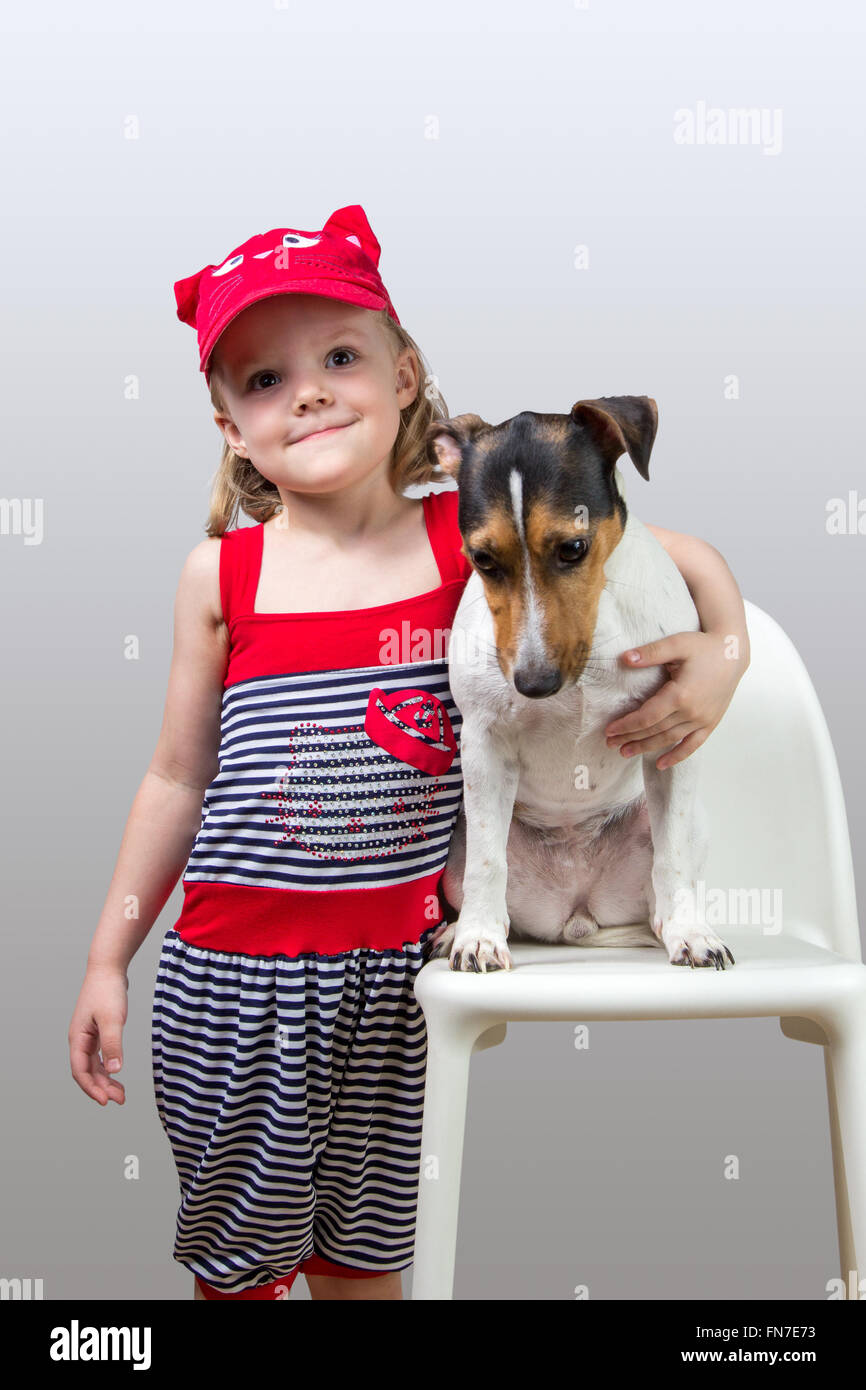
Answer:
[{"xmin": 151, "ymin": 485, "xmax": 472, "ymax": 1298}]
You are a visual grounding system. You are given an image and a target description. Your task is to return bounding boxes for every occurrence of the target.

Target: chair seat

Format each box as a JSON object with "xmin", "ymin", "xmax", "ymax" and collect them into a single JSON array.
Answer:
[{"xmin": 415, "ymin": 927, "xmax": 865, "ymax": 1024}]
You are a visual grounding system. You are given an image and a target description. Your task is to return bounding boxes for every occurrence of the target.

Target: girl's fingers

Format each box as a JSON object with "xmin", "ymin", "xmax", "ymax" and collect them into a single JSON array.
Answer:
[
  {"xmin": 617, "ymin": 722, "xmax": 701, "ymax": 758},
  {"xmin": 69, "ymin": 1024, "xmax": 126, "ymax": 1104},
  {"xmin": 605, "ymin": 686, "xmax": 680, "ymax": 738},
  {"xmin": 656, "ymin": 727, "xmax": 708, "ymax": 769},
  {"xmin": 94, "ymin": 1058, "xmax": 126, "ymax": 1103},
  {"xmin": 69, "ymin": 1027, "xmax": 102, "ymax": 1098},
  {"xmin": 622, "ymin": 633, "xmax": 692, "ymax": 667},
  {"xmin": 606, "ymin": 708, "xmax": 684, "ymax": 745},
  {"xmin": 92, "ymin": 1037, "xmax": 126, "ymax": 1103}
]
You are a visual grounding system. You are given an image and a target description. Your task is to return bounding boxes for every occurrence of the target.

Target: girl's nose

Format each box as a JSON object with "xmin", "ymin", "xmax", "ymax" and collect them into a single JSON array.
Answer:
[{"xmin": 293, "ymin": 381, "xmax": 332, "ymax": 408}]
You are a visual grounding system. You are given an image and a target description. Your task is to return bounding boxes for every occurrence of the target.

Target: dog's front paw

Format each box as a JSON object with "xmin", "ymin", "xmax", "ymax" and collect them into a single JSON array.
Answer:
[
  {"xmin": 655, "ymin": 918, "xmax": 735, "ymax": 970},
  {"xmin": 422, "ymin": 918, "xmax": 455, "ymax": 964},
  {"xmin": 425, "ymin": 915, "xmax": 513, "ymax": 972}
]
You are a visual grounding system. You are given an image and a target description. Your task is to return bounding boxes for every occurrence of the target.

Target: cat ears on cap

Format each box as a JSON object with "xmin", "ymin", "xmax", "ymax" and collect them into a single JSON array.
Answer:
[
  {"xmin": 173, "ymin": 204, "xmax": 383, "ymax": 329},
  {"xmin": 174, "ymin": 267, "xmax": 206, "ymax": 327},
  {"xmin": 321, "ymin": 204, "xmax": 383, "ymax": 269}
]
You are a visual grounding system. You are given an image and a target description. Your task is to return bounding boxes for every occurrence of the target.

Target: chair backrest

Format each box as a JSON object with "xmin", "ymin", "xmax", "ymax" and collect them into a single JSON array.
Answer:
[{"xmin": 699, "ymin": 600, "xmax": 861, "ymax": 961}]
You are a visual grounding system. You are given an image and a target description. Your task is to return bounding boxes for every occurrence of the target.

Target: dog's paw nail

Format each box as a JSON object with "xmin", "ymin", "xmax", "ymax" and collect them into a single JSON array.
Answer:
[
  {"xmin": 448, "ymin": 936, "xmax": 513, "ymax": 972},
  {"xmin": 725, "ymin": 947, "xmax": 736, "ymax": 965}
]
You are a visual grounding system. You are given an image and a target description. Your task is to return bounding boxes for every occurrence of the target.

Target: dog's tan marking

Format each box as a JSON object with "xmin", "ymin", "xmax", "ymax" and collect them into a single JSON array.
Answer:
[
  {"xmin": 530, "ymin": 508, "xmax": 624, "ymax": 683},
  {"xmin": 467, "ymin": 502, "xmax": 624, "ymax": 685},
  {"xmin": 465, "ymin": 505, "xmax": 525, "ymax": 667}
]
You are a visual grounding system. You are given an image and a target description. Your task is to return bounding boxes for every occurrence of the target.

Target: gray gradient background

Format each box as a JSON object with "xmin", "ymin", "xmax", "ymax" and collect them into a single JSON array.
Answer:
[{"xmin": 2, "ymin": 0, "xmax": 863, "ymax": 1301}]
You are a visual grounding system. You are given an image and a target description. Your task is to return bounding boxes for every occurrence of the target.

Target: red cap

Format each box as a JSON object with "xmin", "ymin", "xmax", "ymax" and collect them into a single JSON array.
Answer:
[{"xmin": 173, "ymin": 204, "xmax": 401, "ymax": 384}]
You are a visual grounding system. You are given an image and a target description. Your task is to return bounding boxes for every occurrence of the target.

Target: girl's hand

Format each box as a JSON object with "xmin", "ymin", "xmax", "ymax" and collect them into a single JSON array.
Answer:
[
  {"xmin": 604, "ymin": 630, "xmax": 747, "ymax": 770},
  {"xmin": 69, "ymin": 965, "xmax": 129, "ymax": 1106}
]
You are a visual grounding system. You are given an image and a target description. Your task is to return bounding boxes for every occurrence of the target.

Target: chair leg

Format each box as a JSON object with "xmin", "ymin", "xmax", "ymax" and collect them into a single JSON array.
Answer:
[
  {"xmin": 823, "ymin": 999, "xmax": 866, "ymax": 1297},
  {"xmin": 412, "ymin": 1018, "xmax": 480, "ymax": 1300},
  {"xmin": 824, "ymin": 1045, "xmax": 859, "ymax": 1290}
]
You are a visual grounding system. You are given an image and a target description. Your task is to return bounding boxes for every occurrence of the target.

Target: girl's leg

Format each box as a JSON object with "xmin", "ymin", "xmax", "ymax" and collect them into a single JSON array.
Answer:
[
  {"xmin": 193, "ymin": 1270, "xmax": 300, "ymax": 1300},
  {"xmin": 306, "ymin": 932, "xmax": 433, "ymax": 1294},
  {"xmin": 305, "ymin": 1272, "xmax": 402, "ymax": 1301},
  {"xmin": 193, "ymin": 1270, "xmax": 401, "ymax": 1300},
  {"xmin": 155, "ymin": 937, "xmax": 316, "ymax": 1305}
]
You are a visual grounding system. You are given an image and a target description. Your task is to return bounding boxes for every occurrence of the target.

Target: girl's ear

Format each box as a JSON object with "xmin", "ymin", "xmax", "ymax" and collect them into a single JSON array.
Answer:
[{"xmin": 425, "ymin": 413, "xmax": 492, "ymax": 480}]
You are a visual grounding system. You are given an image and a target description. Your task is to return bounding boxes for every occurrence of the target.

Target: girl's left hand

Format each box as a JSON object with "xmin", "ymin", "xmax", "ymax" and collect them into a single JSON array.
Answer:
[{"xmin": 604, "ymin": 630, "xmax": 748, "ymax": 770}]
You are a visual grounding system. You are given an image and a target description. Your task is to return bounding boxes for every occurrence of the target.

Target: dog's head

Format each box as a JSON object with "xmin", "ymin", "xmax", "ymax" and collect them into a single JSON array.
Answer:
[{"xmin": 425, "ymin": 396, "xmax": 658, "ymax": 697}]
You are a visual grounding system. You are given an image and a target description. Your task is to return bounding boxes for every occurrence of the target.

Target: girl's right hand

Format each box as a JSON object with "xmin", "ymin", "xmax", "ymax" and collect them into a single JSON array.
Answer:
[{"xmin": 69, "ymin": 965, "xmax": 129, "ymax": 1106}]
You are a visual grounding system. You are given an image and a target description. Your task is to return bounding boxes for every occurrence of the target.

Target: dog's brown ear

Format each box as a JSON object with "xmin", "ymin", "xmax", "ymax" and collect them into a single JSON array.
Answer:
[
  {"xmin": 425, "ymin": 413, "xmax": 492, "ymax": 480},
  {"xmin": 570, "ymin": 396, "xmax": 658, "ymax": 481}
]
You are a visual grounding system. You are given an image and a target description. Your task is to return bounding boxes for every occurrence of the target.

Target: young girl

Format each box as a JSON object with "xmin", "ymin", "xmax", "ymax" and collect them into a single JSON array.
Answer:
[{"xmin": 69, "ymin": 204, "xmax": 750, "ymax": 1302}]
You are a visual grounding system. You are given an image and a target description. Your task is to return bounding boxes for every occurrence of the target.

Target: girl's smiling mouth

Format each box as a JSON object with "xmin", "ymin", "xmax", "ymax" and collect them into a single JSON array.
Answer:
[{"xmin": 291, "ymin": 422, "xmax": 354, "ymax": 444}]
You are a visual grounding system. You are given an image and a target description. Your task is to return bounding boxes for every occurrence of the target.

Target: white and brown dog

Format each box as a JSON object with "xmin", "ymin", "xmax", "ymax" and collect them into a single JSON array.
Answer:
[{"xmin": 424, "ymin": 396, "xmax": 735, "ymax": 973}]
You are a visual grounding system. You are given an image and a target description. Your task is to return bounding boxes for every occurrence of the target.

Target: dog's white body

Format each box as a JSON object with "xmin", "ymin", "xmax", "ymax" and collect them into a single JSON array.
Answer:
[{"xmin": 438, "ymin": 497, "xmax": 729, "ymax": 969}]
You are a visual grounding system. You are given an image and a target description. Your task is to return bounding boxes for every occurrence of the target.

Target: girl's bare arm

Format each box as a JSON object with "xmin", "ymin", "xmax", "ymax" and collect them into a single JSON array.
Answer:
[
  {"xmin": 69, "ymin": 538, "xmax": 227, "ymax": 1103},
  {"xmin": 644, "ymin": 524, "xmax": 750, "ymax": 660}
]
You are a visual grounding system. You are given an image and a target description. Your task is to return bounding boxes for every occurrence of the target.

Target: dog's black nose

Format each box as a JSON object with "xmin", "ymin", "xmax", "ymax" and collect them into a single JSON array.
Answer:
[{"xmin": 513, "ymin": 667, "xmax": 563, "ymax": 698}]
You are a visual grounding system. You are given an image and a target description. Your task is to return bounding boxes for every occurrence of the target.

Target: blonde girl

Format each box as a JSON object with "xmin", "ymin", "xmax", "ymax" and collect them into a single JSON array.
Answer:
[{"xmin": 69, "ymin": 205, "xmax": 749, "ymax": 1300}]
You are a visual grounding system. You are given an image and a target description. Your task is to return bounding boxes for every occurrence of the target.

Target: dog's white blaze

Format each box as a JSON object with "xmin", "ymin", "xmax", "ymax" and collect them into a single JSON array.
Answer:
[
  {"xmin": 508, "ymin": 469, "xmax": 525, "ymax": 546},
  {"xmin": 508, "ymin": 468, "xmax": 548, "ymax": 667}
]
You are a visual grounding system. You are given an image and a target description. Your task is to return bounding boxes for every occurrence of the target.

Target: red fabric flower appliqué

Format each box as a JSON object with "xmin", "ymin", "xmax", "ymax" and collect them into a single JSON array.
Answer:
[{"xmin": 364, "ymin": 687, "xmax": 457, "ymax": 775}]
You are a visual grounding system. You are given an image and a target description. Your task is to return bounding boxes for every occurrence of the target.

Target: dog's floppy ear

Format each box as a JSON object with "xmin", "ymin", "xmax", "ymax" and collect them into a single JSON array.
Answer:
[
  {"xmin": 570, "ymin": 396, "xmax": 658, "ymax": 481},
  {"xmin": 425, "ymin": 412, "xmax": 492, "ymax": 480}
]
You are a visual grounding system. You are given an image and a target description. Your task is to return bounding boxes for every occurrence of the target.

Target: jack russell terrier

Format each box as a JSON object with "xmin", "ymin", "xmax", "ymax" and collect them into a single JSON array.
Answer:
[{"xmin": 423, "ymin": 396, "xmax": 735, "ymax": 973}]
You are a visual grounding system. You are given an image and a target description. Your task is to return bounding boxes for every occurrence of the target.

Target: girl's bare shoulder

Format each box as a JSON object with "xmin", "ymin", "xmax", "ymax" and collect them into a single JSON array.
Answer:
[
  {"xmin": 149, "ymin": 537, "xmax": 227, "ymax": 791},
  {"xmin": 177, "ymin": 536, "xmax": 224, "ymax": 629}
]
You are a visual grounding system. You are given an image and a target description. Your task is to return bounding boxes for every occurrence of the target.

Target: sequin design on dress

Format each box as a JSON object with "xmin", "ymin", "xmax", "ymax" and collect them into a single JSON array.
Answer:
[{"xmin": 261, "ymin": 689, "xmax": 457, "ymax": 864}]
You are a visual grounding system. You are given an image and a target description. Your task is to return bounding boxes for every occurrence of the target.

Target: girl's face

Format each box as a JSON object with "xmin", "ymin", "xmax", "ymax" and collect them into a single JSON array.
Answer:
[{"xmin": 210, "ymin": 294, "xmax": 418, "ymax": 496}]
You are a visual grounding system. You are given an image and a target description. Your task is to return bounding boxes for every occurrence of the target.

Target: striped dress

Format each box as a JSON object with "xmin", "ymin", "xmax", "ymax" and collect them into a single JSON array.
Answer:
[{"xmin": 151, "ymin": 486, "xmax": 472, "ymax": 1298}]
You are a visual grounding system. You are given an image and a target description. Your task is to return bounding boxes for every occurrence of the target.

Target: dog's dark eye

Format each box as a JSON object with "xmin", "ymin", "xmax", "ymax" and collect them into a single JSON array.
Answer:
[
  {"xmin": 557, "ymin": 538, "xmax": 588, "ymax": 564},
  {"xmin": 471, "ymin": 549, "xmax": 500, "ymax": 575}
]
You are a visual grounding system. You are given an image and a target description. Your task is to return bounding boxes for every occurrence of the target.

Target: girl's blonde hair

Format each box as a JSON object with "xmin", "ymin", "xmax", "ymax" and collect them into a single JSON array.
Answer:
[{"xmin": 203, "ymin": 309, "xmax": 450, "ymax": 537}]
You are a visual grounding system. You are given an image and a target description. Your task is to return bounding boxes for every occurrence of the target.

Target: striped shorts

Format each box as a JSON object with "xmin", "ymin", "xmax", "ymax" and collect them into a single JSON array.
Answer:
[{"xmin": 151, "ymin": 922, "xmax": 436, "ymax": 1298}]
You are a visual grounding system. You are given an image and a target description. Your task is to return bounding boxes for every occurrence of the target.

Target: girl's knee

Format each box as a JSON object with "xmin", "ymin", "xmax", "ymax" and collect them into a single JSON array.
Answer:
[{"xmin": 305, "ymin": 1270, "xmax": 403, "ymax": 1301}]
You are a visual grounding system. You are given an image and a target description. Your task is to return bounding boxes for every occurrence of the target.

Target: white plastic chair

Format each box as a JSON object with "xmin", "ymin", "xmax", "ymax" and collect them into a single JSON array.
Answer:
[{"xmin": 411, "ymin": 599, "xmax": 865, "ymax": 1299}]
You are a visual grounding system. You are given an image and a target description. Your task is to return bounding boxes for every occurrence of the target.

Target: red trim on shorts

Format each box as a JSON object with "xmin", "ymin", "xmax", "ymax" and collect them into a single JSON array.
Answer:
[
  {"xmin": 195, "ymin": 1270, "xmax": 300, "ymax": 1300},
  {"xmin": 195, "ymin": 1254, "xmax": 399, "ymax": 1299},
  {"xmin": 300, "ymin": 1254, "xmax": 395, "ymax": 1279}
]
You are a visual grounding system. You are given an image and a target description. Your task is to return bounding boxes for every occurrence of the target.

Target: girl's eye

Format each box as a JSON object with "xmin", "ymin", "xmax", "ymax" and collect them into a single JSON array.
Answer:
[
  {"xmin": 248, "ymin": 348, "xmax": 356, "ymax": 390},
  {"xmin": 250, "ymin": 371, "xmax": 279, "ymax": 391},
  {"xmin": 326, "ymin": 348, "xmax": 357, "ymax": 367}
]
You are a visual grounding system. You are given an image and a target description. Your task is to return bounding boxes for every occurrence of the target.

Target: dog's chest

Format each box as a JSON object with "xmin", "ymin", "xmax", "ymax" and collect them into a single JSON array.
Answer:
[
  {"xmin": 508, "ymin": 661, "xmax": 662, "ymax": 824},
  {"xmin": 506, "ymin": 563, "xmax": 677, "ymax": 823}
]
